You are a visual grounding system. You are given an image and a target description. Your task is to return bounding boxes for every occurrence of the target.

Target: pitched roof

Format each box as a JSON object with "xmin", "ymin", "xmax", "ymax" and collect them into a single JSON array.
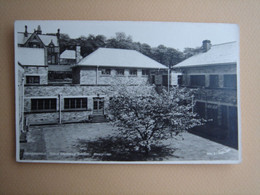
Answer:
[
  {"xmin": 38, "ymin": 34, "xmax": 58, "ymax": 46},
  {"xmin": 60, "ymin": 50, "xmax": 76, "ymax": 59},
  {"xmin": 48, "ymin": 65, "xmax": 72, "ymax": 72},
  {"xmin": 77, "ymin": 48, "xmax": 168, "ymax": 69},
  {"xmin": 174, "ymin": 42, "xmax": 238, "ymax": 68},
  {"xmin": 17, "ymin": 32, "xmax": 58, "ymax": 46},
  {"xmin": 16, "ymin": 47, "xmax": 45, "ymax": 66}
]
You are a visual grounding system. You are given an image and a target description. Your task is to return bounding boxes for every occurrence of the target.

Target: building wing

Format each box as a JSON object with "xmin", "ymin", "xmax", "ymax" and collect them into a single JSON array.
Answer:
[
  {"xmin": 77, "ymin": 48, "xmax": 168, "ymax": 69},
  {"xmin": 17, "ymin": 47, "xmax": 45, "ymax": 65},
  {"xmin": 174, "ymin": 42, "xmax": 238, "ymax": 68}
]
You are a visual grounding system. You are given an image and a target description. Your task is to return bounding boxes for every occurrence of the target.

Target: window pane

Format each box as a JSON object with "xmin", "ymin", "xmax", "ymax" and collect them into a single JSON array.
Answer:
[
  {"xmin": 209, "ymin": 75, "xmax": 219, "ymax": 88},
  {"xmin": 64, "ymin": 99, "xmax": 69, "ymax": 109},
  {"xmin": 224, "ymin": 74, "xmax": 237, "ymax": 88},
  {"xmin": 31, "ymin": 99, "xmax": 37, "ymax": 110},
  {"xmin": 38, "ymin": 99, "xmax": 43, "ymax": 110},
  {"xmin": 71, "ymin": 99, "xmax": 75, "ymax": 108},
  {"xmin": 190, "ymin": 75, "xmax": 205, "ymax": 87}
]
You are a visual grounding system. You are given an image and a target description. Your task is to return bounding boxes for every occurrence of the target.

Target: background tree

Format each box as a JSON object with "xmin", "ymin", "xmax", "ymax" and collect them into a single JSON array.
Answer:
[
  {"xmin": 108, "ymin": 85, "xmax": 203, "ymax": 155},
  {"xmin": 59, "ymin": 32, "xmax": 186, "ymax": 67}
]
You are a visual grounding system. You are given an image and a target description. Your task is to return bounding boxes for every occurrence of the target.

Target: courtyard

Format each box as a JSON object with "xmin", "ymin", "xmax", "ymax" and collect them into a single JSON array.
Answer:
[{"xmin": 20, "ymin": 122, "xmax": 239, "ymax": 162}]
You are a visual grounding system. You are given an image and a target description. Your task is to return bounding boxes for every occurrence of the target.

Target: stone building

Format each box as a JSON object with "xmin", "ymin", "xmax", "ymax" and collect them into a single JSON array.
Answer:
[
  {"xmin": 172, "ymin": 40, "xmax": 238, "ymax": 148},
  {"xmin": 18, "ymin": 25, "xmax": 60, "ymax": 65},
  {"xmin": 16, "ymin": 27, "xmax": 168, "ymax": 127}
]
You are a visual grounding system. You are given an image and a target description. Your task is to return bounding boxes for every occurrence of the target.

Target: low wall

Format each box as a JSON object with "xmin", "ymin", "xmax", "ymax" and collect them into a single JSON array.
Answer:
[{"xmin": 25, "ymin": 110, "xmax": 92, "ymax": 125}]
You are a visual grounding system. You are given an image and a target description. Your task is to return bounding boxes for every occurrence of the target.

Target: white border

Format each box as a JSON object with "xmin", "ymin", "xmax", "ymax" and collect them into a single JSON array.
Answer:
[{"xmin": 15, "ymin": 20, "xmax": 241, "ymax": 164}]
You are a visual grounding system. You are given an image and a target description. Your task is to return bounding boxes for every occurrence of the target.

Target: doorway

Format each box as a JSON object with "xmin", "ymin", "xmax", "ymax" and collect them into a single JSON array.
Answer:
[{"xmin": 93, "ymin": 97, "xmax": 104, "ymax": 115}]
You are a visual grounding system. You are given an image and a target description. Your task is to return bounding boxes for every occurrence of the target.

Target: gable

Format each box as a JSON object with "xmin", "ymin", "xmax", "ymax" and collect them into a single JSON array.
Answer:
[{"xmin": 23, "ymin": 32, "xmax": 45, "ymax": 48}]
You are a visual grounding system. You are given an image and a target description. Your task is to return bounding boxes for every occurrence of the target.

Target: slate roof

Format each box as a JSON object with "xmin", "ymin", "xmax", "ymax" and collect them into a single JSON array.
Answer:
[
  {"xmin": 77, "ymin": 48, "xmax": 167, "ymax": 69},
  {"xmin": 48, "ymin": 65, "xmax": 72, "ymax": 72},
  {"xmin": 17, "ymin": 47, "xmax": 45, "ymax": 66},
  {"xmin": 17, "ymin": 32, "xmax": 59, "ymax": 46},
  {"xmin": 174, "ymin": 42, "xmax": 238, "ymax": 68},
  {"xmin": 60, "ymin": 50, "xmax": 76, "ymax": 59}
]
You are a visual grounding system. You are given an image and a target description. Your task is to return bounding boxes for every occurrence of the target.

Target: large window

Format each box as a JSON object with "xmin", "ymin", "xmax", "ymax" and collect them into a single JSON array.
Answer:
[
  {"xmin": 64, "ymin": 98, "xmax": 87, "ymax": 110},
  {"xmin": 101, "ymin": 68, "xmax": 111, "ymax": 75},
  {"xmin": 31, "ymin": 99, "xmax": 56, "ymax": 111},
  {"xmin": 209, "ymin": 75, "xmax": 219, "ymax": 88},
  {"xmin": 224, "ymin": 74, "xmax": 237, "ymax": 88},
  {"xmin": 26, "ymin": 76, "xmax": 40, "ymax": 84},
  {"xmin": 129, "ymin": 69, "xmax": 137, "ymax": 76},
  {"xmin": 190, "ymin": 75, "xmax": 205, "ymax": 87}
]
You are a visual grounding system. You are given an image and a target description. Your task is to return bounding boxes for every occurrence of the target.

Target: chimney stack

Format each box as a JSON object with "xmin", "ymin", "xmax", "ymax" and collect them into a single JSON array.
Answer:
[
  {"xmin": 56, "ymin": 28, "xmax": 60, "ymax": 39},
  {"xmin": 76, "ymin": 45, "xmax": 82, "ymax": 63},
  {"xmin": 36, "ymin": 25, "xmax": 42, "ymax": 34},
  {"xmin": 24, "ymin": 25, "xmax": 28, "ymax": 37},
  {"xmin": 202, "ymin": 40, "xmax": 211, "ymax": 52}
]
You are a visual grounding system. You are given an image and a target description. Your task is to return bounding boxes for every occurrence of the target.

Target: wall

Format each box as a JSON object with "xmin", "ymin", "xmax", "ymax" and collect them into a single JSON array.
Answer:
[
  {"xmin": 77, "ymin": 67, "xmax": 150, "ymax": 85},
  {"xmin": 24, "ymin": 66, "xmax": 48, "ymax": 84}
]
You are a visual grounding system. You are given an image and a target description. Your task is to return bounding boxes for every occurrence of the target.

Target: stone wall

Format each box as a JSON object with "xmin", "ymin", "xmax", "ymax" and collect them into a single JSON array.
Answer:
[
  {"xmin": 25, "ymin": 110, "xmax": 92, "ymax": 125},
  {"xmin": 179, "ymin": 64, "xmax": 236, "ymax": 87},
  {"xmin": 74, "ymin": 67, "xmax": 150, "ymax": 85},
  {"xmin": 24, "ymin": 66, "xmax": 48, "ymax": 85},
  {"xmin": 17, "ymin": 65, "xmax": 24, "ymax": 131}
]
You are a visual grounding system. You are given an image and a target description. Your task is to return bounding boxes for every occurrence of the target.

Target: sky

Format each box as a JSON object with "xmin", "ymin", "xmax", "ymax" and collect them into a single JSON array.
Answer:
[{"xmin": 15, "ymin": 20, "xmax": 239, "ymax": 51}]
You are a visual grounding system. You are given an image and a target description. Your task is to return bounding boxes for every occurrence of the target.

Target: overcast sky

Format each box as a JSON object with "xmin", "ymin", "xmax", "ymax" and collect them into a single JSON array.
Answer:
[{"xmin": 15, "ymin": 20, "xmax": 239, "ymax": 51}]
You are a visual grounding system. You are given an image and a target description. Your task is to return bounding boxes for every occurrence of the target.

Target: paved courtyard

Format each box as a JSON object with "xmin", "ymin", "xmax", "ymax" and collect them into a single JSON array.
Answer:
[{"xmin": 21, "ymin": 123, "xmax": 239, "ymax": 162}]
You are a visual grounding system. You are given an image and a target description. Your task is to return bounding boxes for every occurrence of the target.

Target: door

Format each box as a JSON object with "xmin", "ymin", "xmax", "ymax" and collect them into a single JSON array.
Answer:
[{"xmin": 93, "ymin": 97, "xmax": 104, "ymax": 115}]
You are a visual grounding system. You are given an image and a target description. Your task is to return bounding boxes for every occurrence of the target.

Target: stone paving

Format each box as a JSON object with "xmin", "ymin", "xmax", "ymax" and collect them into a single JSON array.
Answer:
[{"xmin": 21, "ymin": 123, "xmax": 239, "ymax": 162}]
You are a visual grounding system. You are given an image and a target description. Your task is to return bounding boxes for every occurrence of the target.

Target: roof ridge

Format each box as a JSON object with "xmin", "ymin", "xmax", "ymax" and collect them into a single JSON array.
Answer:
[{"xmin": 212, "ymin": 41, "xmax": 236, "ymax": 47}]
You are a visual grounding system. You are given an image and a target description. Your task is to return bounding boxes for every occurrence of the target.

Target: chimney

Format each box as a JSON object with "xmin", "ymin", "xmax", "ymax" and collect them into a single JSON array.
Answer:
[
  {"xmin": 36, "ymin": 25, "xmax": 42, "ymax": 34},
  {"xmin": 24, "ymin": 25, "xmax": 28, "ymax": 37},
  {"xmin": 202, "ymin": 40, "xmax": 211, "ymax": 52},
  {"xmin": 76, "ymin": 45, "xmax": 81, "ymax": 63},
  {"xmin": 56, "ymin": 28, "xmax": 60, "ymax": 39}
]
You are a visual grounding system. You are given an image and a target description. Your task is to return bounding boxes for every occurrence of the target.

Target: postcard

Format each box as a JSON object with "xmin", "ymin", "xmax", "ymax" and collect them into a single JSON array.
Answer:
[{"xmin": 15, "ymin": 20, "xmax": 240, "ymax": 163}]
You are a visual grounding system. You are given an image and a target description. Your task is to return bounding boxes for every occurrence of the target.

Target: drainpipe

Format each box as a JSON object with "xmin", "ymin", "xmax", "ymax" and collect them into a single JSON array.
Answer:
[
  {"xmin": 96, "ymin": 66, "xmax": 98, "ymax": 85},
  {"xmin": 168, "ymin": 67, "xmax": 170, "ymax": 92},
  {"xmin": 58, "ymin": 93, "xmax": 62, "ymax": 124}
]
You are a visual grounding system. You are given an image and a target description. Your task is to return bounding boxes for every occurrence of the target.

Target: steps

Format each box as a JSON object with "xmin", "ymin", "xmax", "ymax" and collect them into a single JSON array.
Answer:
[{"xmin": 90, "ymin": 115, "xmax": 108, "ymax": 123}]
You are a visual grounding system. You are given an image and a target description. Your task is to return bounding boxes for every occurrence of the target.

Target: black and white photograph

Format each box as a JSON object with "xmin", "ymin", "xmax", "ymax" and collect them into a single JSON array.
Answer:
[{"xmin": 15, "ymin": 20, "xmax": 240, "ymax": 164}]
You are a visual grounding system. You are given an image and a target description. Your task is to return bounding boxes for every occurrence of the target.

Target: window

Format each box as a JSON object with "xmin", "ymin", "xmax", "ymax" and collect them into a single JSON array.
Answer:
[
  {"xmin": 195, "ymin": 101, "xmax": 206, "ymax": 118},
  {"xmin": 101, "ymin": 68, "xmax": 111, "ymax": 75},
  {"xmin": 129, "ymin": 69, "xmax": 137, "ymax": 76},
  {"xmin": 31, "ymin": 99, "xmax": 56, "ymax": 111},
  {"xmin": 64, "ymin": 98, "xmax": 87, "ymax": 110},
  {"xmin": 26, "ymin": 76, "xmax": 40, "ymax": 84},
  {"xmin": 224, "ymin": 74, "xmax": 237, "ymax": 88},
  {"xmin": 116, "ymin": 69, "xmax": 124, "ymax": 76},
  {"xmin": 142, "ymin": 69, "xmax": 149, "ymax": 76},
  {"xmin": 207, "ymin": 103, "xmax": 218, "ymax": 126},
  {"xmin": 190, "ymin": 75, "xmax": 205, "ymax": 87},
  {"xmin": 178, "ymin": 75, "xmax": 183, "ymax": 86},
  {"xmin": 209, "ymin": 75, "xmax": 219, "ymax": 88}
]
